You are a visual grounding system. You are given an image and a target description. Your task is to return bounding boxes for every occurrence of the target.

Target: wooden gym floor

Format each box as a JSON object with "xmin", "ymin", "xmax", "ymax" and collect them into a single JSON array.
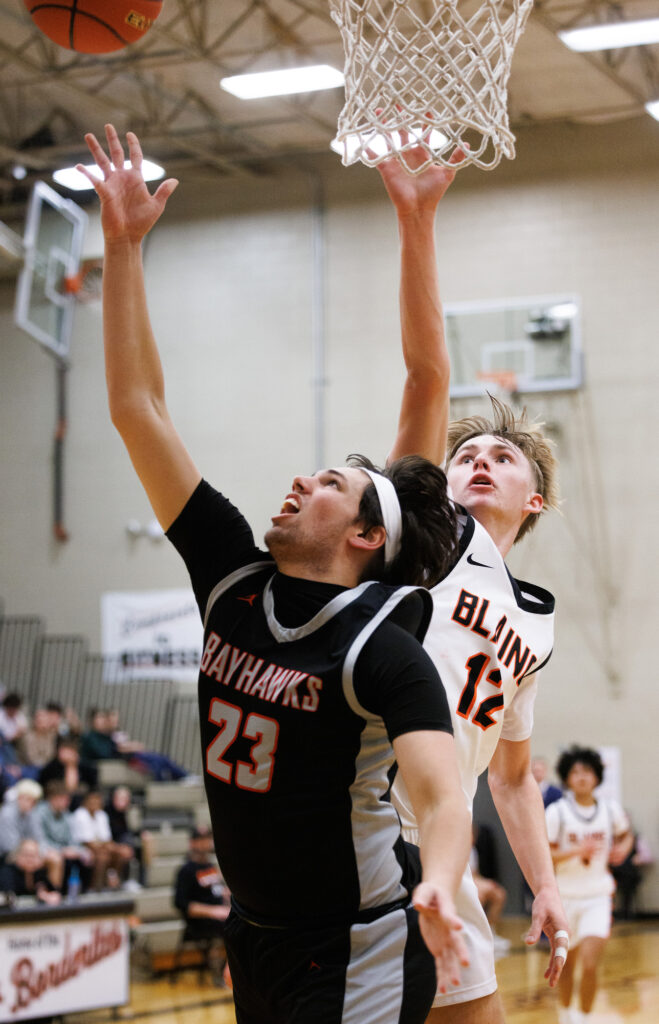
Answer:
[{"xmin": 72, "ymin": 916, "xmax": 659, "ymax": 1024}]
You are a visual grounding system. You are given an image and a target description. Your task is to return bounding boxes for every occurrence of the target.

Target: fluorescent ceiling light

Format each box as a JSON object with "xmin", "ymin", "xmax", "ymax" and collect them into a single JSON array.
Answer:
[
  {"xmin": 221, "ymin": 64, "xmax": 344, "ymax": 99},
  {"xmin": 331, "ymin": 128, "xmax": 449, "ymax": 161},
  {"xmin": 53, "ymin": 159, "xmax": 165, "ymax": 191},
  {"xmin": 546, "ymin": 302, "xmax": 578, "ymax": 320},
  {"xmin": 559, "ymin": 17, "xmax": 659, "ymax": 52},
  {"xmin": 646, "ymin": 100, "xmax": 659, "ymax": 121}
]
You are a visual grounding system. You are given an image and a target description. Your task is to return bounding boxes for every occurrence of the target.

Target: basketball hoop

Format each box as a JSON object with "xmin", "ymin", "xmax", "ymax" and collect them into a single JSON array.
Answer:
[
  {"xmin": 329, "ymin": 0, "xmax": 533, "ymax": 174},
  {"xmin": 477, "ymin": 369, "xmax": 519, "ymax": 401},
  {"xmin": 63, "ymin": 257, "xmax": 103, "ymax": 304}
]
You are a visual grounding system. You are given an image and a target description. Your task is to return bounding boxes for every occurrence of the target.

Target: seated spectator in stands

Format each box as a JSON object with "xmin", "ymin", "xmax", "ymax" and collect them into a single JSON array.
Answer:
[
  {"xmin": 39, "ymin": 736, "xmax": 97, "ymax": 806},
  {"xmin": 35, "ymin": 780, "xmax": 93, "ymax": 893},
  {"xmin": 174, "ymin": 825, "xmax": 229, "ymax": 982},
  {"xmin": 70, "ymin": 789, "xmax": 132, "ymax": 891},
  {"xmin": 0, "ymin": 839, "xmax": 61, "ymax": 904},
  {"xmin": 0, "ymin": 779, "xmax": 62, "ymax": 887},
  {"xmin": 0, "ymin": 693, "xmax": 28, "ymax": 744},
  {"xmin": 46, "ymin": 702, "xmax": 82, "ymax": 740},
  {"xmin": 531, "ymin": 755, "xmax": 563, "ymax": 807},
  {"xmin": 610, "ymin": 820, "xmax": 654, "ymax": 920},
  {"xmin": 106, "ymin": 785, "xmax": 153, "ymax": 886},
  {"xmin": 80, "ymin": 709, "xmax": 119, "ymax": 762},
  {"xmin": 18, "ymin": 707, "xmax": 57, "ymax": 769},
  {"xmin": 107, "ymin": 708, "xmax": 190, "ymax": 782},
  {"xmin": 1, "ymin": 734, "xmax": 33, "ymax": 794},
  {"xmin": 470, "ymin": 823, "xmax": 510, "ymax": 957}
]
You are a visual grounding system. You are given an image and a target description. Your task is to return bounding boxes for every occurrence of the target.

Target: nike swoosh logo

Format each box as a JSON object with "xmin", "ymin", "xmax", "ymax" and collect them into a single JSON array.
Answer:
[{"xmin": 467, "ymin": 553, "xmax": 493, "ymax": 569}]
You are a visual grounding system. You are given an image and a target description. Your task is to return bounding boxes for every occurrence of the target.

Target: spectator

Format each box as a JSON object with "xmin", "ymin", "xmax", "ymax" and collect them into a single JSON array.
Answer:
[
  {"xmin": 18, "ymin": 708, "xmax": 57, "ymax": 769},
  {"xmin": 610, "ymin": 823, "xmax": 654, "ymax": 920},
  {"xmin": 174, "ymin": 825, "xmax": 229, "ymax": 982},
  {"xmin": 0, "ymin": 779, "xmax": 62, "ymax": 887},
  {"xmin": 39, "ymin": 736, "xmax": 97, "ymax": 806},
  {"xmin": 45, "ymin": 702, "xmax": 82, "ymax": 740},
  {"xmin": 0, "ymin": 693, "xmax": 28, "ymax": 744},
  {"xmin": 107, "ymin": 709, "xmax": 189, "ymax": 782},
  {"xmin": 80, "ymin": 709, "xmax": 119, "ymax": 762},
  {"xmin": 70, "ymin": 789, "xmax": 132, "ymax": 891},
  {"xmin": 0, "ymin": 839, "xmax": 61, "ymax": 904},
  {"xmin": 0, "ymin": 733, "xmax": 32, "ymax": 794},
  {"xmin": 35, "ymin": 780, "xmax": 92, "ymax": 893},
  {"xmin": 105, "ymin": 785, "xmax": 153, "ymax": 887},
  {"xmin": 531, "ymin": 756, "xmax": 563, "ymax": 808}
]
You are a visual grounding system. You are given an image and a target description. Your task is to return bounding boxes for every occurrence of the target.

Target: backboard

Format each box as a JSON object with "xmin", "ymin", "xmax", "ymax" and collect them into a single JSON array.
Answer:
[
  {"xmin": 445, "ymin": 295, "xmax": 583, "ymax": 398},
  {"xmin": 14, "ymin": 181, "xmax": 87, "ymax": 361}
]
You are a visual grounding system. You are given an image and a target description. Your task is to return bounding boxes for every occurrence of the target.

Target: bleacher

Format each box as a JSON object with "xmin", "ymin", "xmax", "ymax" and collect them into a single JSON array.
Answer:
[{"xmin": 0, "ymin": 607, "xmax": 211, "ymax": 973}]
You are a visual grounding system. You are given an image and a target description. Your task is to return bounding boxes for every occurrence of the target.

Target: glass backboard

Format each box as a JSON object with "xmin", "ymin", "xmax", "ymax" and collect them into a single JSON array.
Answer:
[
  {"xmin": 14, "ymin": 181, "xmax": 87, "ymax": 361},
  {"xmin": 445, "ymin": 295, "xmax": 583, "ymax": 398}
]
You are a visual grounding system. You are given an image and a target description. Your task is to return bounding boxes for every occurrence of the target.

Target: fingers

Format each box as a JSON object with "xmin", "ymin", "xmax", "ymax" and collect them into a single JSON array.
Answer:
[
  {"xmin": 75, "ymin": 162, "xmax": 101, "ymax": 191},
  {"xmin": 104, "ymin": 123, "xmax": 125, "ymax": 172},
  {"xmin": 126, "ymin": 131, "xmax": 143, "ymax": 170},
  {"xmin": 84, "ymin": 132, "xmax": 112, "ymax": 178},
  {"xmin": 154, "ymin": 178, "xmax": 179, "ymax": 207}
]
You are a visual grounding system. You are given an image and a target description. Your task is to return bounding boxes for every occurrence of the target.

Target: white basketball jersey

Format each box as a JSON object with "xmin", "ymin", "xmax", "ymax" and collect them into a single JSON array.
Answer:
[
  {"xmin": 545, "ymin": 794, "xmax": 629, "ymax": 900},
  {"xmin": 393, "ymin": 508, "xmax": 555, "ymax": 829}
]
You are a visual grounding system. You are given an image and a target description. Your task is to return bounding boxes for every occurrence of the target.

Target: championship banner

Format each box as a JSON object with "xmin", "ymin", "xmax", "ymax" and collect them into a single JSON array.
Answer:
[
  {"xmin": 101, "ymin": 589, "xmax": 203, "ymax": 682},
  {"xmin": 0, "ymin": 916, "xmax": 129, "ymax": 1021}
]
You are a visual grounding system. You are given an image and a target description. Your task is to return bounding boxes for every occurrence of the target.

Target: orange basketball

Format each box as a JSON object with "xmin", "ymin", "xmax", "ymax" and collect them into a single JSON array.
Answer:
[{"xmin": 23, "ymin": 0, "xmax": 163, "ymax": 54}]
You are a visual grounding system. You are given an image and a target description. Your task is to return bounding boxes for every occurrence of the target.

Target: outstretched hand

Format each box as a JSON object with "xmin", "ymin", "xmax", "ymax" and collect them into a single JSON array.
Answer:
[
  {"xmin": 376, "ymin": 129, "xmax": 467, "ymax": 218},
  {"xmin": 413, "ymin": 882, "xmax": 469, "ymax": 994},
  {"xmin": 78, "ymin": 124, "xmax": 178, "ymax": 244},
  {"xmin": 524, "ymin": 887, "xmax": 570, "ymax": 987}
]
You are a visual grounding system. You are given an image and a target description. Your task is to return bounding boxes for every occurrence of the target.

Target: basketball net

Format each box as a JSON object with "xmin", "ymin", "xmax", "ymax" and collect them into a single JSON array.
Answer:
[
  {"xmin": 477, "ymin": 370, "xmax": 519, "ymax": 402},
  {"xmin": 63, "ymin": 258, "xmax": 103, "ymax": 304},
  {"xmin": 329, "ymin": 0, "xmax": 533, "ymax": 173}
]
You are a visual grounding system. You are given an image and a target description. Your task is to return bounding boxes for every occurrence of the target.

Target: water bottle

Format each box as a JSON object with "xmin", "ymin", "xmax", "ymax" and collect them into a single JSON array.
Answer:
[{"xmin": 67, "ymin": 863, "xmax": 81, "ymax": 903}]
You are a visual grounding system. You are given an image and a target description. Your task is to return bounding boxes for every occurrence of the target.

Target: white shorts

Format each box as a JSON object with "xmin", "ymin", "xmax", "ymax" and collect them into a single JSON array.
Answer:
[
  {"xmin": 431, "ymin": 862, "xmax": 497, "ymax": 1008},
  {"xmin": 562, "ymin": 894, "xmax": 612, "ymax": 946}
]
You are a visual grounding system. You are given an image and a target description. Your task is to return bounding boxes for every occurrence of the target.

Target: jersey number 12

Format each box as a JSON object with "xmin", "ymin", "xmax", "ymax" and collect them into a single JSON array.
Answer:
[{"xmin": 457, "ymin": 653, "xmax": 504, "ymax": 731}]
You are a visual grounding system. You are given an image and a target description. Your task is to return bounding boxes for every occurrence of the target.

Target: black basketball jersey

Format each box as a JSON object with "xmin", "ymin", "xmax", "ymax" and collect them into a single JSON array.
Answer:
[{"xmin": 168, "ymin": 480, "xmax": 453, "ymax": 928}]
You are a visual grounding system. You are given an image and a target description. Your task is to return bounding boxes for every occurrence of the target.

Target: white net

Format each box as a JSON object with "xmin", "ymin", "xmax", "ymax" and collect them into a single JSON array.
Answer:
[{"xmin": 329, "ymin": 0, "xmax": 533, "ymax": 173}]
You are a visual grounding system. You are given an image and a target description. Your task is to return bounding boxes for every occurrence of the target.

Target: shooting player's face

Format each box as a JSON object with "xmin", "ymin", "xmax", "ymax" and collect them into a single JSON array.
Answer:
[
  {"xmin": 447, "ymin": 434, "xmax": 542, "ymax": 527},
  {"xmin": 265, "ymin": 468, "xmax": 369, "ymax": 572}
]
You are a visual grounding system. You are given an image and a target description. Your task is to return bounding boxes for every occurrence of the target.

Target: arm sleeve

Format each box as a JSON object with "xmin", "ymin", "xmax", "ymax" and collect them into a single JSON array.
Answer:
[
  {"xmin": 500, "ymin": 673, "xmax": 539, "ymax": 742},
  {"xmin": 353, "ymin": 623, "xmax": 453, "ymax": 743},
  {"xmin": 166, "ymin": 479, "xmax": 272, "ymax": 618}
]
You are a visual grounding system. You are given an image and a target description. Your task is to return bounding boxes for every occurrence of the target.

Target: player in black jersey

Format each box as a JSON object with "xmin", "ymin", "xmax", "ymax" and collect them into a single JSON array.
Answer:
[
  {"xmin": 375, "ymin": 145, "xmax": 570, "ymax": 1023},
  {"xmin": 81, "ymin": 125, "xmax": 472, "ymax": 1024}
]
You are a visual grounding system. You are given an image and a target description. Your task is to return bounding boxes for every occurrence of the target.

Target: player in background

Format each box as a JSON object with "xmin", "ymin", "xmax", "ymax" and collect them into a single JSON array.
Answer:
[
  {"xmin": 375, "ymin": 142, "xmax": 570, "ymax": 1023},
  {"xmin": 546, "ymin": 747, "xmax": 631, "ymax": 1024},
  {"xmin": 80, "ymin": 124, "xmax": 472, "ymax": 1024}
]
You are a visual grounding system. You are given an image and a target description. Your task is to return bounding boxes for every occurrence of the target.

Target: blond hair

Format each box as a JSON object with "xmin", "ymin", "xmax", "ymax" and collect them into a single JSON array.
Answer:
[{"xmin": 446, "ymin": 395, "xmax": 559, "ymax": 543}]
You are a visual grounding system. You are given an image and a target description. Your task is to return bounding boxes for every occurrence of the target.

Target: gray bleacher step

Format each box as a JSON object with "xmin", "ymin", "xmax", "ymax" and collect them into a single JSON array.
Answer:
[
  {"xmin": 133, "ymin": 918, "xmax": 184, "ymax": 953},
  {"xmin": 134, "ymin": 886, "xmax": 176, "ymax": 922},
  {"xmin": 151, "ymin": 829, "xmax": 189, "ymax": 857},
  {"xmin": 97, "ymin": 759, "xmax": 148, "ymax": 789},
  {"xmin": 145, "ymin": 781, "xmax": 205, "ymax": 809},
  {"xmin": 148, "ymin": 856, "xmax": 182, "ymax": 888}
]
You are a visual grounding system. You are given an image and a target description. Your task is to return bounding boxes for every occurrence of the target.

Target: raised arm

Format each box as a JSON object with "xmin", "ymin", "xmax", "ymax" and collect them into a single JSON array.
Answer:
[
  {"xmin": 78, "ymin": 125, "xmax": 201, "ymax": 530},
  {"xmin": 378, "ymin": 145, "xmax": 464, "ymax": 466},
  {"xmin": 393, "ymin": 729, "xmax": 470, "ymax": 993}
]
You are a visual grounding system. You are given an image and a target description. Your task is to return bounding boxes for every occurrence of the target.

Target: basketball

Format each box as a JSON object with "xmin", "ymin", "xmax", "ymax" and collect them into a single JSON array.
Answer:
[{"xmin": 23, "ymin": 0, "xmax": 163, "ymax": 54}]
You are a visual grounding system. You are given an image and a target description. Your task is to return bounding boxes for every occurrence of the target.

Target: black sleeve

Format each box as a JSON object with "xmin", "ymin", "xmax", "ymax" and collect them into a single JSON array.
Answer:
[
  {"xmin": 174, "ymin": 863, "xmax": 194, "ymax": 914},
  {"xmin": 166, "ymin": 479, "xmax": 273, "ymax": 618},
  {"xmin": 353, "ymin": 623, "xmax": 453, "ymax": 743}
]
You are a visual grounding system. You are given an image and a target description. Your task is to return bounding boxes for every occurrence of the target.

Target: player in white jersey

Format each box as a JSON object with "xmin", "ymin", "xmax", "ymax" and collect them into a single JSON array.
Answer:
[
  {"xmin": 546, "ymin": 747, "xmax": 630, "ymax": 1024},
  {"xmin": 375, "ymin": 142, "xmax": 570, "ymax": 1022}
]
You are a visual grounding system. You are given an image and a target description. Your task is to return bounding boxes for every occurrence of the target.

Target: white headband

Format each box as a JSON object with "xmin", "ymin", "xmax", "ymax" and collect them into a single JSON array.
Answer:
[{"xmin": 360, "ymin": 469, "xmax": 403, "ymax": 567}]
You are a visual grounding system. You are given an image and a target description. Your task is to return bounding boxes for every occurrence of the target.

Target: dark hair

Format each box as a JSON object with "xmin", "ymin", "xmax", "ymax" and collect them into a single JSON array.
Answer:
[
  {"xmin": 3, "ymin": 692, "xmax": 23, "ymax": 710},
  {"xmin": 347, "ymin": 454, "xmax": 458, "ymax": 588},
  {"xmin": 56, "ymin": 735, "xmax": 79, "ymax": 751},
  {"xmin": 556, "ymin": 746, "xmax": 604, "ymax": 786},
  {"xmin": 45, "ymin": 780, "xmax": 69, "ymax": 799},
  {"xmin": 45, "ymin": 701, "xmax": 63, "ymax": 714}
]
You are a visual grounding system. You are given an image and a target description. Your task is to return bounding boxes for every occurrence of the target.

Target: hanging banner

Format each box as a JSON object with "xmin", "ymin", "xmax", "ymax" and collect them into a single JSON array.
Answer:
[
  {"xmin": 0, "ymin": 916, "xmax": 129, "ymax": 1021},
  {"xmin": 101, "ymin": 589, "xmax": 203, "ymax": 682}
]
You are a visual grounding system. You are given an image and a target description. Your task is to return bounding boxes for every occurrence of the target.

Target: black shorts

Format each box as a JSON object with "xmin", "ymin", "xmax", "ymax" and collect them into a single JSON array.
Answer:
[{"xmin": 224, "ymin": 904, "xmax": 436, "ymax": 1024}]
